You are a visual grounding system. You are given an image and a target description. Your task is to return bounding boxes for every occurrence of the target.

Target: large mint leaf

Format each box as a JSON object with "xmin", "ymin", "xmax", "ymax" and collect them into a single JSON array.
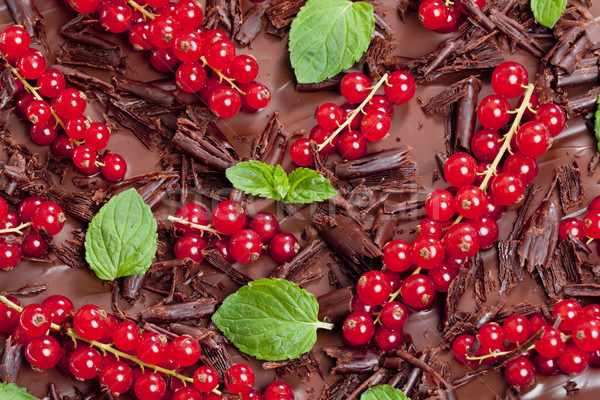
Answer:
[
  {"xmin": 212, "ymin": 278, "xmax": 333, "ymax": 361},
  {"xmin": 225, "ymin": 161, "xmax": 288, "ymax": 200},
  {"xmin": 361, "ymin": 385, "xmax": 410, "ymax": 400},
  {"xmin": 283, "ymin": 168, "xmax": 338, "ymax": 204},
  {"xmin": 595, "ymin": 94, "xmax": 600, "ymax": 153},
  {"xmin": 289, "ymin": 0, "xmax": 375, "ymax": 84},
  {"xmin": 0, "ymin": 382, "xmax": 40, "ymax": 400},
  {"xmin": 85, "ymin": 188, "xmax": 158, "ymax": 281},
  {"xmin": 530, "ymin": 0, "xmax": 567, "ymax": 28}
]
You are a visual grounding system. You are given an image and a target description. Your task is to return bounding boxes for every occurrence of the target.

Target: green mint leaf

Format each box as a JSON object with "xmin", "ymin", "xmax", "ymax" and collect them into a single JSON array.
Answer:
[
  {"xmin": 283, "ymin": 168, "xmax": 338, "ymax": 204},
  {"xmin": 226, "ymin": 161, "xmax": 287, "ymax": 200},
  {"xmin": 289, "ymin": 0, "xmax": 375, "ymax": 84},
  {"xmin": 0, "ymin": 382, "xmax": 40, "ymax": 400},
  {"xmin": 595, "ymin": 94, "xmax": 600, "ymax": 154},
  {"xmin": 530, "ymin": 0, "xmax": 567, "ymax": 28},
  {"xmin": 85, "ymin": 188, "xmax": 158, "ymax": 281},
  {"xmin": 212, "ymin": 278, "xmax": 333, "ymax": 361},
  {"xmin": 361, "ymin": 385, "xmax": 411, "ymax": 400}
]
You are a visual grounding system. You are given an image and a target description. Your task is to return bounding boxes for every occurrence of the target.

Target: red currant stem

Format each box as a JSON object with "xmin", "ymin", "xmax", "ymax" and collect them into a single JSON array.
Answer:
[
  {"xmin": 4, "ymin": 62, "xmax": 66, "ymax": 130},
  {"xmin": 0, "ymin": 294, "xmax": 222, "ymax": 395},
  {"xmin": 506, "ymin": 109, "xmax": 519, "ymax": 115},
  {"xmin": 450, "ymin": 84, "xmax": 536, "ymax": 228},
  {"xmin": 127, "ymin": 0, "xmax": 158, "ymax": 20},
  {"xmin": 388, "ymin": 287, "xmax": 402, "ymax": 303},
  {"xmin": 95, "ymin": 161, "xmax": 105, "ymax": 167},
  {"xmin": 465, "ymin": 343, "xmax": 537, "ymax": 363},
  {"xmin": 199, "ymin": 56, "xmax": 246, "ymax": 95},
  {"xmin": 317, "ymin": 72, "xmax": 390, "ymax": 152},
  {"xmin": 373, "ymin": 311, "xmax": 382, "ymax": 325},
  {"xmin": 167, "ymin": 216, "xmax": 223, "ymax": 236},
  {"xmin": 526, "ymin": 105, "xmax": 537, "ymax": 115},
  {"xmin": 0, "ymin": 221, "xmax": 32, "ymax": 235},
  {"xmin": 587, "ymin": 236, "xmax": 594, "ymax": 245}
]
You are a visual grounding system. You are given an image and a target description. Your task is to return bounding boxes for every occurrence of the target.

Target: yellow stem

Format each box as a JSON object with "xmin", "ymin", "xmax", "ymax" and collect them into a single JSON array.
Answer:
[
  {"xmin": 0, "ymin": 221, "xmax": 31, "ymax": 236},
  {"xmin": 199, "ymin": 56, "xmax": 246, "ymax": 95},
  {"xmin": 167, "ymin": 216, "xmax": 222, "ymax": 236},
  {"xmin": 317, "ymin": 73, "xmax": 390, "ymax": 151},
  {"xmin": 0, "ymin": 295, "xmax": 221, "ymax": 395},
  {"xmin": 127, "ymin": 0, "xmax": 157, "ymax": 20}
]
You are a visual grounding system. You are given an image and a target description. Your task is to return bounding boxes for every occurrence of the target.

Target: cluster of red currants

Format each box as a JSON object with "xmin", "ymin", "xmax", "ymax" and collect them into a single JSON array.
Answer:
[
  {"xmin": 171, "ymin": 201, "xmax": 299, "ymax": 265},
  {"xmin": 452, "ymin": 299, "xmax": 600, "ymax": 389},
  {"xmin": 68, "ymin": 0, "xmax": 271, "ymax": 119},
  {"xmin": 0, "ymin": 25, "xmax": 128, "ymax": 182},
  {"xmin": 0, "ymin": 294, "xmax": 295, "ymax": 400},
  {"xmin": 290, "ymin": 70, "xmax": 416, "ymax": 166},
  {"xmin": 417, "ymin": 0, "xmax": 484, "ymax": 33},
  {"xmin": 559, "ymin": 195, "xmax": 600, "ymax": 247},
  {"xmin": 0, "ymin": 196, "xmax": 66, "ymax": 270}
]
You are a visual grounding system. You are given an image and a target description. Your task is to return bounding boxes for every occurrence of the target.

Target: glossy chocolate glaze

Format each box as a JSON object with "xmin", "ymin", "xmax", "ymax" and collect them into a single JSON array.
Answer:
[{"xmin": 1, "ymin": 1, "xmax": 600, "ymax": 399}]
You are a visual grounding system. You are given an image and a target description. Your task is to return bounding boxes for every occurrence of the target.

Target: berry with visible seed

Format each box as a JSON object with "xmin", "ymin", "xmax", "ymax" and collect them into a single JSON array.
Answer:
[
  {"xmin": 229, "ymin": 229, "xmax": 262, "ymax": 263},
  {"xmin": 356, "ymin": 271, "xmax": 392, "ymax": 306},
  {"xmin": 401, "ymin": 274, "xmax": 435, "ymax": 309},
  {"xmin": 342, "ymin": 312, "xmax": 375, "ymax": 346}
]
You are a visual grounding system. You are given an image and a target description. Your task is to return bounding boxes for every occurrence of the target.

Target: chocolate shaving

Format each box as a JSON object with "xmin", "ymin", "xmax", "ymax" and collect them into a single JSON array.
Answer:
[
  {"xmin": 201, "ymin": 323, "xmax": 234, "ymax": 379},
  {"xmin": 5, "ymin": 0, "xmax": 48, "ymax": 53},
  {"xmin": 563, "ymin": 283, "xmax": 600, "ymax": 297},
  {"xmin": 555, "ymin": 161, "xmax": 585, "ymax": 213},
  {"xmin": 48, "ymin": 384, "xmax": 62, "ymax": 400},
  {"xmin": 473, "ymin": 252, "xmax": 486, "ymax": 310},
  {"xmin": 323, "ymin": 347, "xmax": 384, "ymax": 374},
  {"xmin": 565, "ymin": 86, "xmax": 600, "ymax": 118},
  {"xmin": 444, "ymin": 258, "xmax": 470, "ymax": 330},
  {"xmin": 0, "ymin": 336, "xmax": 22, "ymax": 383},
  {"xmin": 518, "ymin": 200, "xmax": 560, "ymax": 273},
  {"xmin": 421, "ymin": 77, "xmax": 473, "ymax": 115},
  {"xmin": 455, "ymin": 76, "xmax": 481, "ymax": 151},
  {"xmin": 317, "ymin": 286, "xmax": 353, "ymax": 325},
  {"xmin": 141, "ymin": 298, "xmax": 219, "ymax": 323},
  {"xmin": 488, "ymin": 9, "xmax": 544, "ymax": 57},
  {"xmin": 203, "ymin": 248, "xmax": 252, "ymax": 287},
  {"xmin": 318, "ymin": 374, "xmax": 362, "ymax": 400},
  {"xmin": 372, "ymin": 209, "xmax": 398, "ymax": 249},
  {"xmin": 169, "ymin": 323, "xmax": 221, "ymax": 350},
  {"xmin": 113, "ymin": 76, "xmax": 177, "ymax": 108},
  {"xmin": 262, "ymin": 351, "xmax": 322, "ymax": 380},
  {"xmin": 37, "ymin": 187, "xmax": 112, "ymax": 223},
  {"xmin": 108, "ymin": 99, "xmax": 168, "ymax": 149},
  {"xmin": 1, "ymin": 284, "xmax": 47, "ymax": 297},
  {"xmin": 235, "ymin": 2, "xmax": 268, "ymax": 46},
  {"xmin": 265, "ymin": 0, "xmax": 308, "ymax": 29},
  {"xmin": 393, "ymin": 350, "xmax": 456, "ymax": 400},
  {"xmin": 51, "ymin": 64, "xmax": 115, "ymax": 96},
  {"xmin": 366, "ymin": 36, "xmax": 394, "ymax": 78},
  {"xmin": 122, "ymin": 274, "xmax": 147, "ymax": 301},
  {"xmin": 563, "ymin": 380, "xmax": 580, "ymax": 396},
  {"xmin": 270, "ymin": 238, "xmax": 327, "ymax": 284},
  {"xmin": 252, "ymin": 112, "xmax": 299, "ymax": 166},
  {"xmin": 346, "ymin": 368, "xmax": 391, "ymax": 400}
]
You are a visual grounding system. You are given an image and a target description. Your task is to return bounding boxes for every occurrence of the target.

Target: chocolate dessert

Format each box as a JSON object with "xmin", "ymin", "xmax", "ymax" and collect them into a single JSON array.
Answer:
[{"xmin": 1, "ymin": 0, "xmax": 600, "ymax": 399}]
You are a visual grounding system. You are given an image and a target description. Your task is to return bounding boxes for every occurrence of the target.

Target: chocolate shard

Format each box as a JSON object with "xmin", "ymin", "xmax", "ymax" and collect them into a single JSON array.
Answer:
[
  {"xmin": 203, "ymin": 247, "xmax": 252, "ymax": 287},
  {"xmin": 265, "ymin": 0, "xmax": 308, "ymax": 29},
  {"xmin": 235, "ymin": 2, "xmax": 268, "ymax": 46},
  {"xmin": 5, "ymin": 0, "xmax": 48, "ymax": 52},
  {"xmin": 366, "ymin": 36, "xmax": 394, "ymax": 78},
  {"xmin": 317, "ymin": 286, "xmax": 353, "ymax": 324},
  {"xmin": 0, "ymin": 335, "xmax": 23, "ymax": 383},
  {"xmin": 313, "ymin": 208, "xmax": 382, "ymax": 279},
  {"xmin": 372, "ymin": 209, "xmax": 398, "ymax": 249},
  {"xmin": 323, "ymin": 347, "xmax": 385, "ymax": 375},
  {"xmin": 488, "ymin": 9, "xmax": 544, "ymax": 58},
  {"xmin": 392, "ymin": 350, "xmax": 456, "ymax": 400},
  {"xmin": 557, "ymin": 283, "xmax": 599, "ymax": 298},
  {"xmin": 36, "ymin": 187, "xmax": 112, "ymax": 223},
  {"xmin": 48, "ymin": 383, "xmax": 62, "ymax": 400},
  {"xmin": 518, "ymin": 200, "xmax": 560, "ymax": 273},
  {"xmin": 202, "ymin": 323, "xmax": 234, "ymax": 379},
  {"xmin": 473, "ymin": 252, "xmax": 486, "ymax": 310},
  {"xmin": 169, "ymin": 323, "xmax": 221, "ymax": 350},
  {"xmin": 51, "ymin": 64, "xmax": 115, "ymax": 96},
  {"xmin": 108, "ymin": 98, "xmax": 169, "ymax": 149},
  {"xmin": 270, "ymin": 238, "xmax": 326, "ymax": 286},
  {"xmin": 319, "ymin": 374, "xmax": 362, "ymax": 400},
  {"xmin": 252, "ymin": 112, "xmax": 299, "ymax": 166},
  {"xmin": 556, "ymin": 57, "xmax": 598, "ymax": 88},
  {"xmin": 565, "ymin": 86, "xmax": 600, "ymax": 118},
  {"xmin": 558, "ymin": 239, "xmax": 584, "ymax": 284},
  {"xmin": 588, "ymin": 152, "xmax": 600, "ymax": 176},
  {"xmin": 421, "ymin": 76, "xmax": 473, "ymax": 115},
  {"xmin": 1, "ymin": 284, "xmax": 47, "ymax": 297},
  {"xmin": 122, "ymin": 274, "xmax": 147, "ymax": 301},
  {"xmin": 444, "ymin": 258, "xmax": 470, "ymax": 330},
  {"xmin": 555, "ymin": 161, "xmax": 585, "ymax": 213},
  {"xmin": 455, "ymin": 76, "xmax": 482, "ymax": 151},
  {"xmin": 113, "ymin": 76, "xmax": 177, "ymax": 108},
  {"xmin": 141, "ymin": 298, "xmax": 219, "ymax": 323}
]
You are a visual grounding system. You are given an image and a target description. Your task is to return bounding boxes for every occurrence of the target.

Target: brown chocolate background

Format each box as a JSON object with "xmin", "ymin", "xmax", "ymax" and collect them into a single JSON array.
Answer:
[{"xmin": 1, "ymin": 0, "xmax": 600, "ymax": 399}]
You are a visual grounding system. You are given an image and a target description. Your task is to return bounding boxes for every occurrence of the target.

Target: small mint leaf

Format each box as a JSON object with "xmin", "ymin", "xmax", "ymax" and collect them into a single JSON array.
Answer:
[
  {"xmin": 289, "ymin": 0, "xmax": 375, "ymax": 83},
  {"xmin": 273, "ymin": 165, "xmax": 290, "ymax": 200},
  {"xmin": 284, "ymin": 168, "xmax": 338, "ymax": 204},
  {"xmin": 360, "ymin": 385, "xmax": 411, "ymax": 400},
  {"xmin": 225, "ymin": 161, "xmax": 285, "ymax": 200},
  {"xmin": 85, "ymin": 188, "xmax": 158, "ymax": 281},
  {"xmin": 530, "ymin": 0, "xmax": 567, "ymax": 28},
  {"xmin": 0, "ymin": 382, "xmax": 40, "ymax": 399},
  {"xmin": 595, "ymin": 94, "xmax": 600, "ymax": 153}
]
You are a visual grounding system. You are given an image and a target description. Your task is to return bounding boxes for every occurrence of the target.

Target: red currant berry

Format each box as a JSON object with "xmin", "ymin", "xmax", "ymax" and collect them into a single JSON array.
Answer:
[
  {"xmin": 365, "ymin": 94, "xmax": 394, "ymax": 118},
  {"xmin": 471, "ymin": 216, "xmax": 498, "ymax": 250},
  {"xmin": 434, "ymin": 4, "xmax": 463, "ymax": 33},
  {"xmin": 536, "ymin": 326, "xmax": 567, "ymax": 358},
  {"xmin": 69, "ymin": 0, "xmax": 101, "ymax": 13},
  {"xmin": 174, "ymin": 233, "xmax": 208, "ymax": 263},
  {"xmin": 452, "ymin": 334, "xmax": 475, "ymax": 363},
  {"xmin": 84, "ymin": 122, "xmax": 111, "ymax": 150},
  {"xmin": 360, "ymin": 110, "xmax": 391, "ymax": 141},
  {"xmin": 174, "ymin": 203, "xmax": 210, "ymax": 233},
  {"xmin": 211, "ymin": 200, "xmax": 248, "ymax": 235},
  {"xmin": 503, "ymin": 152, "xmax": 538, "ymax": 185},
  {"xmin": 342, "ymin": 312, "xmax": 375, "ymax": 346},
  {"xmin": 193, "ymin": 366, "xmax": 219, "ymax": 392},
  {"xmin": 471, "ymin": 129, "xmax": 501, "ymax": 161},
  {"xmin": 173, "ymin": 387, "xmax": 203, "ymax": 400},
  {"xmin": 16, "ymin": 49, "xmax": 46, "ymax": 79},
  {"xmin": 231, "ymin": 55, "xmax": 259, "ymax": 84},
  {"xmin": 146, "ymin": 0, "xmax": 171, "ymax": 7},
  {"xmin": 176, "ymin": 62, "xmax": 208, "ymax": 93},
  {"xmin": 553, "ymin": 299, "xmax": 582, "ymax": 332},
  {"xmin": 558, "ymin": 344, "xmax": 589, "ymax": 374},
  {"xmin": 65, "ymin": 116, "xmax": 89, "ymax": 141},
  {"xmin": 264, "ymin": 382, "xmax": 294, "ymax": 400},
  {"xmin": 31, "ymin": 201, "xmax": 66, "ymax": 236},
  {"xmin": 454, "ymin": 185, "xmax": 487, "ymax": 219},
  {"xmin": 0, "ymin": 296, "xmax": 21, "ymax": 333},
  {"xmin": 0, "ymin": 26, "xmax": 30, "ymax": 59},
  {"xmin": 169, "ymin": 335, "xmax": 201, "ymax": 367},
  {"xmin": 491, "ymin": 61, "xmax": 528, "ymax": 99},
  {"xmin": 444, "ymin": 222, "xmax": 479, "ymax": 259},
  {"xmin": 204, "ymin": 39, "xmax": 236, "ymax": 70},
  {"xmin": 384, "ymin": 71, "xmax": 415, "ymax": 104},
  {"xmin": 26, "ymin": 100, "xmax": 51, "ymax": 125},
  {"xmin": 209, "ymin": 87, "xmax": 241, "ymax": 118},
  {"xmin": 478, "ymin": 323, "xmax": 505, "ymax": 351},
  {"xmin": 573, "ymin": 317, "xmax": 600, "ymax": 352},
  {"xmin": 15, "ymin": 92, "xmax": 35, "ymax": 120},
  {"xmin": 203, "ymin": 29, "xmax": 227, "ymax": 46},
  {"xmin": 429, "ymin": 264, "xmax": 458, "ymax": 292},
  {"xmin": 135, "ymin": 372, "xmax": 167, "ymax": 400},
  {"xmin": 337, "ymin": 130, "xmax": 368, "ymax": 160},
  {"xmin": 535, "ymin": 103, "xmax": 566, "ymax": 137},
  {"xmin": 290, "ymin": 138, "xmax": 313, "ymax": 167},
  {"xmin": 137, "ymin": 332, "xmax": 168, "ymax": 365},
  {"xmin": 150, "ymin": 46, "xmax": 181, "ymax": 72},
  {"xmin": 149, "ymin": 15, "xmax": 181, "ymax": 48},
  {"xmin": 382, "ymin": 239, "xmax": 413, "ymax": 272},
  {"xmin": 100, "ymin": 153, "xmax": 127, "ymax": 182},
  {"xmin": 174, "ymin": 0, "xmax": 204, "ymax": 30},
  {"xmin": 477, "ymin": 94, "xmax": 511, "ymax": 130},
  {"xmin": 380, "ymin": 301, "xmax": 408, "ymax": 329},
  {"xmin": 316, "ymin": 103, "xmax": 342, "ymax": 130},
  {"xmin": 515, "ymin": 121, "xmax": 550, "ymax": 158},
  {"xmin": 504, "ymin": 356, "xmax": 535, "ymax": 388},
  {"xmin": 416, "ymin": 218, "xmax": 443, "ymax": 238},
  {"xmin": 584, "ymin": 210, "xmax": 600, "ymax": 239},
  {"xmin": 373, "ymin": 325, "xmax": 404, "ymax": 350},
  {"xmin": 351, "ymin": 295, "xmax": 381, "ymax": 316},
  {"xmin": 418, "ymin": 0, "xmax": 448, "ymax": 29},
  {"xmin": 491, "ymin": 172, "xmax": 524, "ymax": 206},
  {"xmin": 248, "ymin": 212, "xmax": 279, "ymax": 243},
  {"xmin": 17, "ymin": 196, "xmax": 42, "ymax": 223},
  {"xmin": 112, "ymin": 321, "xmax": 140, "ymax": 351},
  {"xmin": 100, "ymin": 361, "xmax": 133, "ymax": 395},
  {"xmin": 229, "ymin": 229, "xmax": 262, "ymax": 263},
  {"xmin": 410, "ymin": 235, "xmax": 445, "ymax": 269},
  {"xmin": 444, "ymin": 152, "xmax": 477, "ymax": 187},
  {"xmin": 225, "ymin": 364, "xmax": 255, "ymax": 395},
  {"xmin": 25, "ymin": 335, "xmax": 61, "ymax": 369},
  {"xmin": 357, "ymin": 271, "xmax": 391, "ymax": 306},
  {"xmin": 339, "ymin": 103, "xmax": 363, "ymax": 130},
  {"xmin": 528, "ymin": 313, "xmax": 548, "ymax": 334},
  {"xmin": 99, "ymin": 0, "xmax": 133, "ymax": 33},
  {"xmin": 69, "ymin": 346, "xmax": 101, "ymax": 379},
  {"xmin": 558, "ymin": 217, "xmax": 584, "ymax": 241},
  {"xmin": 40, "ymin": 295, "xmax": 72, "ymax": 327},
  {"xmin": 309, "ymin": 125, "xmax": 338, "ymax": 155},
  {"xmin": 534, "ymin": 353, "xmax": 559, "ymax": 376},
  {"xmin": 54, "ymin": 89, "xmax": 87, "ymax": 120},
  {"xmin": 245, "ymin": 83, "xmax": 271, "ymax": 110},
  {"xmin": 583, "ymin": 304, "xmax": 600, "ymax": 320},
  {"xmin": 401, "ymin": 274, "xmax": 435, "ymax": 309},
  {"xmin": 269, "ymin": 232, "xmax": 299, "ymax": 263},
  {"xmin": 209, "ymin": 237, "xmax": 236, "ymax": 264},
  {"xmin": 590, "ymin": 195, "xmax": 600, "ymax": 212},
  {"xmin": 30, "ymin": 123, "xmax": 58, "ymax": 146},
  {"xmin": 129, "ymin": 22, "xmax": 153, "ymax": 50},
  {"xmin": 340, "ymin": 73, "xmax": 371, "ymax": 104},
  {"xmin": 426, "ymin": 189, "xmax": 455, "ymax": 221},
  {"xmin": 74, "ymin": 304, "xmax": 108, "ymax": 341},
  {"xmin": 0, "ymin": 239, "xmax": 21, "ymax": 270},
  {"xmin": 502, "ymin": 315, "xmax": 530, "ymax": 344},
  {"xmin": 37, "ymin": 68, "xmax": 66, "ymax": 98}
]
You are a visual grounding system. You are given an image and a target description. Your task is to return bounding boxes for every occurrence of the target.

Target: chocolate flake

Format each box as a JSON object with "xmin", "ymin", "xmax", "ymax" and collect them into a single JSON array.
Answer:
[
  {"xmin": 203, "ymin": 248, "xmax": 252, "ymax": 287},
  {"xmin": 141, "ymin": 298, "xmax": 219, "ymax": 323},
  {"xmin": 318, "ymin": 374, "xmax": 362, "ymax": 400},
  {"xmin": 108, "ymin": 99, "xmax": 168, "ymax": 149},
  {"xmin": 1, "ymin": 284, "xmax": 47, "ymax": 297},
  {"xmin": 588, "ymin": 152, "xmax": 600, "ymax": 176},
  {"xmin": 270, "ymin": 238, "xmax": 327, "ymax": 284},
  {"xmin": 252, "ymin": 112, "xmax": 299, "ymax": 166},
  {"xmin": 317, "ymin": 286, "xmax": 354, "ymax": 325},
  {"xmin": 37, "ymin": 187, "xmax": 112, "ymax": 223},
  {"xmin": 564, "ymin": 380, "xmax": 580, "ymax": 395},
  {"xmin": 323, "ymin": 347, "xmax": 384, "ymax": 375},
  {"xmin": 366, "ymin": 36, "xmax": 394, "ymax": 78},
  {"xmin": 235, "ymin": 2, "xmax": 268, "ymax": 46},
  {"xmin": 0, "ymin": 336, "xmax": 22, "ymax": 384},
  {"xmin": 555, "ymin": 161, "xmax": 585, "ymax": 213},
  {"xmin": 372, "ymin": 209, "xmax": 398, "ymax": 249},
  {"xmin": 122, "ymin": 274, "xmax": 147, "ymax": 301},
  {"xmin": 265, "ymin": 0, "xmax": 308, "ymax": 29},
  {"xmin": 518, "ymin": 200, "xmax": 560, "ymax": 273}
]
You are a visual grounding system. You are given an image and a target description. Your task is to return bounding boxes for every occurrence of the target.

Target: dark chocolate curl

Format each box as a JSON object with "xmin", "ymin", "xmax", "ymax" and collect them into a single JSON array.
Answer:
[
  {"xmin": 455, "ymin": 77, "xmax": 482, "ymax": 151},
  {"xmin": 323, "ymin": 347, "xmax": 385, "ymax": 374},
  {"xmin": 252, "ymin": 112, "xmax": 299, "ymax": 166},
  {"xmin": 518, "ymin": 201, "xmax": 560, "ymax": 273},
  {"xmin": 141, "ymin": 298, "xmax": 219, "ymax": 323},
  {"xmin": 0, "ymin": 336, "xmax": 23, "ymax": 383},
  {"xmin": 113, "ymin": 76, "xmax": 177, "ymax": 108},
  {"xmin": 317, "ymin": 286, "xmax": 354, "ymax": 324},
  {"xmin": 122, "ymin": 274, "xmax": 147, "ymax": 301},
  {"xmin": 270, "ymin": 238, "xmax": 328, "ymax": 284}
]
